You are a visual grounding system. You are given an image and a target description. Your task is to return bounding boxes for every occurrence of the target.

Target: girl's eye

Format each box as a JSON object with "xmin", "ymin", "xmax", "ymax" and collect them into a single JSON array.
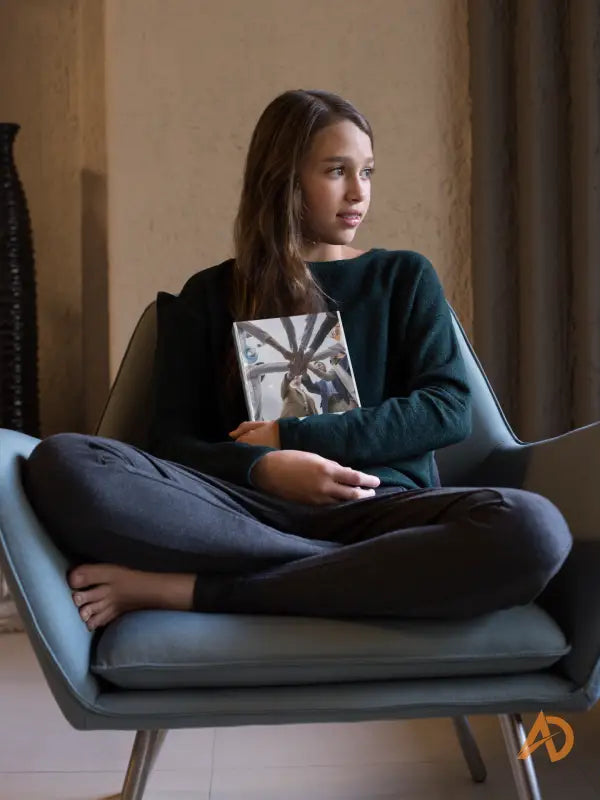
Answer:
[{"xmin": 328, "ymin": 167, "xmax": 375, "ymax": 178}]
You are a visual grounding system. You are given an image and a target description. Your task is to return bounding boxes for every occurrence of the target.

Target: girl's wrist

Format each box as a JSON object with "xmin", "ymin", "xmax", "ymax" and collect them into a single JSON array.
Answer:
[{"xmin": 249, "ymin": 451, "xmax": 279, "ymax": 488}]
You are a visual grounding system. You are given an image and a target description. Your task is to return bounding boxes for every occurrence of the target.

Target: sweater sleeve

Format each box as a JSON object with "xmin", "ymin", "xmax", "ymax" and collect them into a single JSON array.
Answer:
[
  {"xmin": 148, "ymin": 290, "xmax": 276, "ymax": 486},
  {"xmin": 277, "ymin": 258, "xmax": 472, "ymax": 468}
]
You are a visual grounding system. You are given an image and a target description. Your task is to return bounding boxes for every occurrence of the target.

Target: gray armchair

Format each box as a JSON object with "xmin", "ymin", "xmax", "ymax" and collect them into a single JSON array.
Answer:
[{"xmin": 1, "ymin": 302, "xmax": 600, "ymax": 800}]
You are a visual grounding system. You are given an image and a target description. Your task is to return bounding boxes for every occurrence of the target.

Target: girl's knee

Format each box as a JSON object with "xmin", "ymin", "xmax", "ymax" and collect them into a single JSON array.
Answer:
[
  {"xmin": 25, "ymin": 433, "xmax": 121, "ymax": 510},
  {"xmin": 496, "ymin": 487, "xmax": 573, "ymax": 577},
  {"xmin": 27, "ymin": 433, "xmax": 95, "ymax": 483}
]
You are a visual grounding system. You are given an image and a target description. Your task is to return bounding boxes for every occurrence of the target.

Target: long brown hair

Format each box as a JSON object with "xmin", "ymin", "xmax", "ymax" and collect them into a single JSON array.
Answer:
[{"xmin": 224, "ymin": 90, "xmax": 373, "ymax": 407}]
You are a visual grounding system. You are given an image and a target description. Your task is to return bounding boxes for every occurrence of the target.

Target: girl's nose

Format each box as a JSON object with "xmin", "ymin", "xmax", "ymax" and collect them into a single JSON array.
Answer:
[{"xmin": 346, "ymin": 178, "xmax": 366, "ymax": 202}]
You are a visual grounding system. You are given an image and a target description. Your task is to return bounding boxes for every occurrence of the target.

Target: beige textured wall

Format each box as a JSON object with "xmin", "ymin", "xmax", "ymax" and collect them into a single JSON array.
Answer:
[
  {"xmin": 1, "ymin": 0, "xmax": 84, "ymax": 436},
  {"xmin": 105, "ymin": 0, "xmax": 472, "ymax": 377},
  {"xmin": 1, "ymin": 0, "xmax": 471, "ymax": 432}
]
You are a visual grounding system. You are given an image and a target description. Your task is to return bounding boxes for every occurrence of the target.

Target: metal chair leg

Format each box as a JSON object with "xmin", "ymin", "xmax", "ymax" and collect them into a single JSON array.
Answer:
[
  {"xmin": 103, "ymin": 729, "xmax": 167, "ymax": 800},
  {"xmin": 452, "ymin": 715, "xmax": 487, "ymax": 782},
  {"xmin": 498, "ymin": 713, "xmax": 543, "ymax": 800}
]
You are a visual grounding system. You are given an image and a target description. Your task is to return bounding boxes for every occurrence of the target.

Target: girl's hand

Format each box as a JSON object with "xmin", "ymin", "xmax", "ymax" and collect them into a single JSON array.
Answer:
[
  {"xmin": 250, "ymin": 450, "xmax": 380, "ymax": 505},
  {"xmin": 229, "ymin": 420, "xmax": 281, "ymax": 449}
]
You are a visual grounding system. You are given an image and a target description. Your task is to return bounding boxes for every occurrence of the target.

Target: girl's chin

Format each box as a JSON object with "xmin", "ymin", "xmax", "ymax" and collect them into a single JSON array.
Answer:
[
  {"xmin": 302, "ymin": 226, "xmax": 358, "ymax": 250},
  {"xmin": 322, "ymin": 228, "xmax": 358, "ymax": 242}
]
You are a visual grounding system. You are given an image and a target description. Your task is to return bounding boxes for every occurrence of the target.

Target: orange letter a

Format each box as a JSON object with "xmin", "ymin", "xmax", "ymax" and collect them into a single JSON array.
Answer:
[{"xmin": 517, "ymin": 711, "xmax": 574, "ymax": 762}]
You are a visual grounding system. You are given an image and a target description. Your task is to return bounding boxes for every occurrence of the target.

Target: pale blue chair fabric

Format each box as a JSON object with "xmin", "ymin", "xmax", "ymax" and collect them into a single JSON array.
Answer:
[{"xmin": 1, "ymin": 302, "xmax": 600, "ymax": 799}]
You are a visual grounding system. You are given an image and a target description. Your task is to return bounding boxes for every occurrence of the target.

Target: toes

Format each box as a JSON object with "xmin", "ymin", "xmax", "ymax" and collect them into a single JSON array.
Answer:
[
  {"xmin": 68, "ymin": 568, "xmax": 89, "ymax": 589},
  {"xmin": 72, "ymin": 585, "xmax": 109, "ymax": 608},
  {"xmin": 79, "ymin": 598, "xmax": 109, "ymax": 625},
  {"xmin": 87, "ymin": 606, "xmax": 118, "ymax": 631},
  {"xmin": 68, "ymin": 564, "xmax": 120, "ymax": 589},
  {"xmin": 68, "ymin": 565, "xmax": 101, "ymax": 589}
]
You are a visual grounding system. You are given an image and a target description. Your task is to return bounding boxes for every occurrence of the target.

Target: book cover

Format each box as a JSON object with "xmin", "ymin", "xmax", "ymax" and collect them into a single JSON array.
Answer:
[{"xmin": 232, "ymin": 311, "xmax": 361, "ymax": 421}]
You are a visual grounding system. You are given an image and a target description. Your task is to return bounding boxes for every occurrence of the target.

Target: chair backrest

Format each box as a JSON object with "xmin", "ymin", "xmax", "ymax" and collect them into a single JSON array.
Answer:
[
  {"xmin": 435, "ymin": 308, "xmax": 519, "ymax": 484},
  {"xmin": 96, "ymin": 302, "xmax": 157, "ymax": 448},
  {"xmin": 96, "ymin": 302, "xmax": 519, "ymax": 484}
]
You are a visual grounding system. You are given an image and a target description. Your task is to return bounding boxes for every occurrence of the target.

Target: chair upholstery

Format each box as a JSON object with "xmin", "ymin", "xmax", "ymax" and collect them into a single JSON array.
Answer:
[
  {"xmin": 92, "ymin": 604, "xmax": 569, "ymax": 690},
  {"xmin": 2, "ymin": 300, "xmax": 600, "ymax": 799}
]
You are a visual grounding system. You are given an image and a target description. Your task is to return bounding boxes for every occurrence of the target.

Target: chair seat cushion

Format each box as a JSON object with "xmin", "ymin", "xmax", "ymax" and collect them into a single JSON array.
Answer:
[{"xmin": 91, "ymin": 603, "xmax": 570, "ymax": 689}]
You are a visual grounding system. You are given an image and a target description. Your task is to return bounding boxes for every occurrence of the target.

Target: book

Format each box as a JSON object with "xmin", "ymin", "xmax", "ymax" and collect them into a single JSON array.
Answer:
[{"xmin": 232, "ymin": 311, "xmax": 361, "ymax": 421}]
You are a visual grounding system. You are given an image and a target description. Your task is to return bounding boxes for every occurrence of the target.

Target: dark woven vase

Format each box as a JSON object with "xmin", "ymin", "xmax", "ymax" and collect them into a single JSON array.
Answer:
[{"xmin": 0, "ymin": 123, "xmax": 39, "ymax": 436}]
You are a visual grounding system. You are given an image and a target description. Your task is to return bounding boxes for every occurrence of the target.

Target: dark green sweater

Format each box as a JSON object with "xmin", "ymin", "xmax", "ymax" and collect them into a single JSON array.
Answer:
[{"xmin": 149, "ymin": 248, "xmax": 472, "ymax": 490}]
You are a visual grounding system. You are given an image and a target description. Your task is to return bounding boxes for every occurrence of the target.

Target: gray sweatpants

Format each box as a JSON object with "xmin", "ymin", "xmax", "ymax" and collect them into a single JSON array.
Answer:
[{"xmin": 23, "ymin": 433, "xmax": 573, "ymax": 620}]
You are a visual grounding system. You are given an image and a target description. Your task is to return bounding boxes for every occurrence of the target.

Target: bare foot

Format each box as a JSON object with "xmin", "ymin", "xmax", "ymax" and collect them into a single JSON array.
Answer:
[{"xmin": 68, "ymin": 564, "xmax": 195, "ymax": 631}]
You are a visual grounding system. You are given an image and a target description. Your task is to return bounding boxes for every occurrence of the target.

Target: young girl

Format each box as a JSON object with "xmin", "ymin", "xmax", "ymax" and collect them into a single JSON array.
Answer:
[{"xmin": 24, "ymin": 89, "xmax": 572, "ymax": 632}]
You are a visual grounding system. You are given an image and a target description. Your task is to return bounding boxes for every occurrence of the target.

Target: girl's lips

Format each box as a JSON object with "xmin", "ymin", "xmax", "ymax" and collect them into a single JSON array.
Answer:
[{"xmin": 337, "ymin": 214, "xmax": 362, "ymax": 228}]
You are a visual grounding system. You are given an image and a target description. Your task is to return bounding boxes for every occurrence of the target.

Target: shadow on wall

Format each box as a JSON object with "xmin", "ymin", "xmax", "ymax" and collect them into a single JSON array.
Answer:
[{"xmin": 81, "ymin": 168, "xmax": 110, "ymax": 434}]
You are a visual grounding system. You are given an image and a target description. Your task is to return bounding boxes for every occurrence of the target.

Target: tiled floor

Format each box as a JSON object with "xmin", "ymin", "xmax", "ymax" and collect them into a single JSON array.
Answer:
[{"xmin": 0, "ymin": 632, "xmax": 598, "ymax": 799}]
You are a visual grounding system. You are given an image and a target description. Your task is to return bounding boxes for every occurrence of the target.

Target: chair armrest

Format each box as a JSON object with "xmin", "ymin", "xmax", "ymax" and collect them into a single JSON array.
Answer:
[
  {"xmin": 0, "ymin": 429, "xmax": 100, "ymax": 726},
  {"xmin": 479, "ymin": 421, "xmax": 600, "ymax": 695},
  {"xmin": 535, "ymin": 540, "xmax": 600, "ymax": 698},
  {"xmin": 479, "ymin": 421, "xmax": 600, "ymax": 541},
  {"xmin": 528, "ymin": 422, "xmax": 600, "ymax": 695},
  {"xmin": 520, "ymin": 421, "xmax": 600, "ymax": 542}
]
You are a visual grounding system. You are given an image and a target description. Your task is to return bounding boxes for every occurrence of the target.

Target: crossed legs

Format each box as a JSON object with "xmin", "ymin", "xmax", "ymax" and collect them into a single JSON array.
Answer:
[{"xmin": 24, "ymin": 433, "xmax": 573, "ymax": 630}]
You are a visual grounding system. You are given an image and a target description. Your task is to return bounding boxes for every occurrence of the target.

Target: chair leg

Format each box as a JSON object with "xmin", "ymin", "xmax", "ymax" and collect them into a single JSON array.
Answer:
[
  {"xmin": 104, "ymin": 729, "xmax": 167, "ymax": 800},
  {"xmin": 498, "ymin": 713, "xmax": 543, "ymax": 800},
  {"xmin": 452, "ymin": 715, "xmax": 487, "ymax": 782}
]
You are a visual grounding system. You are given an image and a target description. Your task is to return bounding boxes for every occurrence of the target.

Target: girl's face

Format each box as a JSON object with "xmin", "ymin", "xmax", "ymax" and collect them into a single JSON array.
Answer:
[{"xmin": 298, "ymin": 120, "xmax": 374, "ymax": 257}]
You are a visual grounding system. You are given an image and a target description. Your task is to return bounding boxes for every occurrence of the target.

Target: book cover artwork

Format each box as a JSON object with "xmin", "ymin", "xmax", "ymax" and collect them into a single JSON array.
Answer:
[{"xmin": 232, "ymin": 311, "xmax": 361, "ymax": 421}]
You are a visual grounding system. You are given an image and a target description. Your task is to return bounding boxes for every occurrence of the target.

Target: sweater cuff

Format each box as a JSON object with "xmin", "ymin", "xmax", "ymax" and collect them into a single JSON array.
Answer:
[
  {"xmin": 277, "ymin": 416, "xmax": 303, "ymax": 452},
  {"xmin": 246, "ymin": 446, "xmax": 278, "ymax": 487}
]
